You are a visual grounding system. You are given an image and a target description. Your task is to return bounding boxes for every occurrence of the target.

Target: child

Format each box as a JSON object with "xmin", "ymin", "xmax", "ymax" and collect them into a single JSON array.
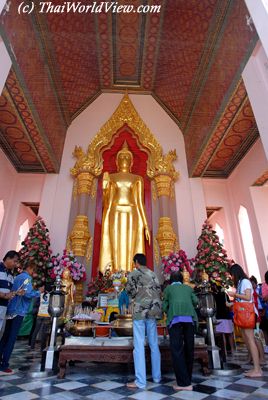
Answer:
[{"xmin": 30, "ymin": 284, "xmax": 51, "ymax": 350}]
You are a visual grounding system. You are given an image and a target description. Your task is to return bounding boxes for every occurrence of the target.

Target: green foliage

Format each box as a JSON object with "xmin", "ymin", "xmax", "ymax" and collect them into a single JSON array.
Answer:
[
  {"xmin": 19, "ymin": 217, "xmax": 52, "ymax": 287},
  {"xmin": 194, "ymin": 220, "xmax": 233, "ymax": 286}
]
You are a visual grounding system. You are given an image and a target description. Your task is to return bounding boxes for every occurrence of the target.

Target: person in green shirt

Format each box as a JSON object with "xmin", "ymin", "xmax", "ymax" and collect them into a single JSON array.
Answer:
[{"xmin": 163, "ymin": 270, "xmax": 198, "ymax": 391}]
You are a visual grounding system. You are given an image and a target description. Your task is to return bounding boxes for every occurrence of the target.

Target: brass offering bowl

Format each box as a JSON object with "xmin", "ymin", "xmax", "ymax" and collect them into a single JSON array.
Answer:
[
  {"xmin": 112, "ymin": 314, "xmax": 133, "ymax": 336},
  {"xmin": 68, "ymin": 319, "xmax": 94, "ymax": 336}
]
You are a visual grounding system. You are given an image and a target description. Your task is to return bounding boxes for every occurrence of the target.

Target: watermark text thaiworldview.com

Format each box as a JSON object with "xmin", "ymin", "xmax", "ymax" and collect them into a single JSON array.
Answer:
[{"xmin": 17, "ymin": 1, "xmax": 162, "ymax": 14}]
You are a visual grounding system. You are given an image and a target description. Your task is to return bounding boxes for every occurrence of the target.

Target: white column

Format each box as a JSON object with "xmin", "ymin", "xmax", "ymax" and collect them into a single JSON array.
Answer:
[
  {"xmin": 0, "ymin": 2, "xmax": 11, "ymax": 94},
  {"xmin": 38, "ymin": 174, "xmax": 59, "ymax": 231},
  {"xmin": 242, "ymin": 43, "xmax": 268, "ymax": 161},
  {"xmin": 245, "ymin": 0, "xmax": 268, "ymax": 58},
  {"xmin": 250, "ymin": 185, "xmax": 268, "ymax": 272},
  {"xmin": 0, "ymin": 38, "xmax": 11, "ymax": 95},
  {"xmin": 0, "ymin": 0, "xmax": 6, "ymax": 14},
  {"xmin": 189, "ymin": 178, "xmax": 207, "ymax": 237}
]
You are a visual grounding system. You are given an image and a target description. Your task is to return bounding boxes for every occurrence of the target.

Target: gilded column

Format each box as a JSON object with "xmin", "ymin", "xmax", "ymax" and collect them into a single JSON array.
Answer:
[
  {"xmin": 69, "ymin": 146, "xmax": 102, "ymax": 301},
  {"xmin": 156, "ymin": 217, "xmax": 177, "ymax": 257},
  {"xmin": 69, "ymin": 215, "xmax": 91, "ymax": 257},
  {"xmin": 151, "ymin": 150, "xmax": 180, "ymax": 258}
]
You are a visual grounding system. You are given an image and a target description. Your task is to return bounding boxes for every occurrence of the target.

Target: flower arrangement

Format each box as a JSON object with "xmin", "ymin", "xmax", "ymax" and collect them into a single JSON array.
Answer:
[
  {"xmin": 87, "ymin": 267, "xmax": 113, "ymax": 297},
  {"xmin": 194, "ymin": 221, "xmax": 233, "ymax": 286},
  {"xmin": 19, "ymin": 217, "xmax": 52, "ymax": 286},
  {"xmin": 49, "ymin": 249, "xmax": 86, "ymax": 281},
  {"xmin": 161, "ymin": 249, "xmax": 194, "ymax": 277},
  {"xmin": 86, "ymin": 267, "xmax": 114, "ymax": 308}
]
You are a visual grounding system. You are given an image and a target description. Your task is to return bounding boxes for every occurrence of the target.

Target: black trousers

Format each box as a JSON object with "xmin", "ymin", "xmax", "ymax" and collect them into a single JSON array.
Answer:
[
  {"xmin": 169, "ymin": 322, "xmax": 194, "ymax": 387},
  {"xmin": 28, "ymin": 314, "xmax": 38, "ymax": 345},
  {"xmin": 30, "ymin": 317, "xmax": 51, "ymax": 350}
]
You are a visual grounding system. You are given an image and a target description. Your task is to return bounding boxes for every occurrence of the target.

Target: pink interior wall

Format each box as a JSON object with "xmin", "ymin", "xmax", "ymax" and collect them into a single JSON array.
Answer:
[
  {"xmin": 202, "ymin": 178, "xmax": 242, "ymax": 264},
  {"xmin": 208, "ymin": 208, "xmax": 233, "ymax": 263},
  {"xmin": 13, "ymin": 204, "xmax": 36, "ymax": 250},
  {"xmin": 202, "ymin": 139, "xmax": 268, "ymax": 279},
  {"xmin": 250, "ymin": 185, "xmax": 268, "ymax": 273},
  {"xmin": 0, "ymin": 149, "xmax": 45, "ymax": 258}
]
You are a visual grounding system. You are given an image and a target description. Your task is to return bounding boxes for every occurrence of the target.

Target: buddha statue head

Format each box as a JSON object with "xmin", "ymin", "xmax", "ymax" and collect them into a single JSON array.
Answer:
[
  {"xmin": 62, "ymin": 268, "xmax": 72, "ymax": 281},
  {"xmin": 116, "ymin": 142, "xmax": 133, "ymax": 172}
]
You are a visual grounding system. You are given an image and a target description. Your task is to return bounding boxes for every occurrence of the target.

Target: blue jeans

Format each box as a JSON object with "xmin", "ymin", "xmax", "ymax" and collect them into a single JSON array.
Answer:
[
  {"xmin": 133, "ymin": 319, "xmax": 161, "ymax": 388},
  {"xmin": 0, "ymin": 315, "xmax": 24, "ymax": 369}
]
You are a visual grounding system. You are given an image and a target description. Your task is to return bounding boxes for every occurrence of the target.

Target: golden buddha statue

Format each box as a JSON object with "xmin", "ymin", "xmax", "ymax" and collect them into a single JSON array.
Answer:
[
  {"xmin": 99, "ymin": 142, "xmax": 150, "ymax": 272},
  {"xmin": 182, "ymin": 267, "xmax": 195, "ymax": 288},
  {"xmin": 62, "ymin": 268, "xmax": 75, "ymax": 319},
  {"xmin": 201, "ymin": 270, "xmax": 209, "ymax": 282}
]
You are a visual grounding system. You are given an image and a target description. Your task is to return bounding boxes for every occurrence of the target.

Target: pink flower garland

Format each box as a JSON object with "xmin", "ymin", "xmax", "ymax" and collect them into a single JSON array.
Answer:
[
  {"xmin": 49, "ymin": 249, "xmax": 86, "ymax": 281},
  {"xmin": 161, "ymin": 250, "xmax": 194, "ymax": 276}
]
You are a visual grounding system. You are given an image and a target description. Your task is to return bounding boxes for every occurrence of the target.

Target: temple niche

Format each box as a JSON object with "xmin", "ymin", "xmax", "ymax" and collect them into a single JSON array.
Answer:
[{"xmin": 67, "ymin": 94, "xmax": 181, "ymax": 293}]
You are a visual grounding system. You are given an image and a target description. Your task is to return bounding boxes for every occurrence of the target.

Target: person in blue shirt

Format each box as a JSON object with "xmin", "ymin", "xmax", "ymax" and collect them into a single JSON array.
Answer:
[
  {"xmin": 0, "ymin": 261, "xmax": 44, "ymax": 374},
  {"xmin": 0, "ymin": 251, "xmax": 19, "ymax": 335}
]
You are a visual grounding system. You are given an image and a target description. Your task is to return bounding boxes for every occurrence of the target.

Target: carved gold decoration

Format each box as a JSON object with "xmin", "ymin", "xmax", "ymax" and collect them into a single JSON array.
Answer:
[
  {"xmin": 156, "ymin": 217, "xmax": 177, "ymax": 257},
  {"xmin": 174, "ymin": 237, "xmax": 180, "ymax": 252},
  {"xmin": 76, "ymin": 172, "xmax": 95, "ymax": 195},
  {"xmin": 69, "ymin": 215, "xmax": 91, "ymax": 257},
  {"xmin": 66, "ymin": 235, "xmax": 71, "ymax": 252},
  {"xmin": 151, "ymin": 180, "xmax": 157, "ymax": 201},
  {"xmin": 74, "ymin": 281, "xmax": 84, "ymax": 304},
  {"xmin": 70, "ymin": 94, "xmax": 179, "ymax": 183},
  {"xmin": 90, "ymin": 178, "xmax": 97, "ymax": 198},
  {"xmin": 153, "ymin": 150, "xmax": 179, "ymax": 181},
  {"xmin": 85, "ymin": 237, "xmax": 93, "ymax": 263},
  {"xmin": 153, "ymin": 237, "xmax": 160, "ymax": 265},
  {"xmin": 70, "ymin": 146, "xmax": 102, "ymax": 178},
  {"xmin": 154, "ymin": 175, "xmax": 172, "ymax": 197}
]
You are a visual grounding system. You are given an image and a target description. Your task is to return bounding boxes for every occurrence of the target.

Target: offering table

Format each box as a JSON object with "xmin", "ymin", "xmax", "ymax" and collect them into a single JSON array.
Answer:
[{"xmin": 58, "ymin": 336, "xmax": 210, "ymax": 378}]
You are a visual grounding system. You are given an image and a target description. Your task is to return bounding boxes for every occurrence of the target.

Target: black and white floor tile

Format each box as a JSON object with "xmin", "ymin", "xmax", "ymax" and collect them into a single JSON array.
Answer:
[{"xmin": 1, "ymin": 340, "xmax": 268, "ymax": 399}]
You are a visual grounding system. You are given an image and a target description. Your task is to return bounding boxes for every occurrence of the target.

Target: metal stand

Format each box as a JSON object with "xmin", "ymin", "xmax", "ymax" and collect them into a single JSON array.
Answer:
[
  {"xmin": 207, "ymin": 316, "xmax": 221, "ymax": 369},
  {"xmin": 45, "ymin": 317, "xmax": 58, "ymax": 369},
  {"xmin": 44, "ymin": 276, "xmax": 65, "ymax": 371}
]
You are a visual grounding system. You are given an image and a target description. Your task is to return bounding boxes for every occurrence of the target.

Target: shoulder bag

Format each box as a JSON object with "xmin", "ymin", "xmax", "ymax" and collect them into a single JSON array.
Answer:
[{"xmin": 233, "ymin": 279, "xmax": 255, "ymax": 329}]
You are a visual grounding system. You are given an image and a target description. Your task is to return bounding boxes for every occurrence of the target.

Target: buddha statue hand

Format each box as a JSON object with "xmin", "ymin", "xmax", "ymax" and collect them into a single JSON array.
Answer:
[
  {"xmin": 103, "ymin": 171, "xmax": 110, "ymax": 189},
  {"xmin": 145, "ymin": 226, "xmax": 151, "ymax": 245}
]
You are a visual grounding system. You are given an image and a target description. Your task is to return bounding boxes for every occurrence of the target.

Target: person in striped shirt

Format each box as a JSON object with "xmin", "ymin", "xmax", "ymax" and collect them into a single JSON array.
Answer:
[{"xmin": 0, "ymin": 251, "xmax": 19, "ymax": 335}]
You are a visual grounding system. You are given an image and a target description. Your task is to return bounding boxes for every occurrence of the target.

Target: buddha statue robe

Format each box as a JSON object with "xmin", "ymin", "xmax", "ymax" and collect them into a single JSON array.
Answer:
[{"xmin": 99, "ymin": 143, "xmax": 150, "ymax": 272}]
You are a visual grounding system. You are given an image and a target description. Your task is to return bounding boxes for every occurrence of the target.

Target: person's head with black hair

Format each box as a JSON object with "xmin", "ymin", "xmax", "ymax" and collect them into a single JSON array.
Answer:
[
  {"xmin": 250, "ymin": 275, "xmax": 258, "ymax": 289},
  {"xmin": 229, "ymin": 263, "xmax": 248, "ymax": 287},
  {"xmin": 23, "ymin": 260, "xmax": 37, "ymax": 277},
  {"xmin": 44, "ymin": 281, "xmax": 53, "ymax": 293},
  {"xmin": 3, "ymin": 250, "xmax": 19, "ymax": 270},
  {"xmin": 265, "ymin": 271, "xmax": 268, "ymax": 285},
  {"xmin": 133, "ymin": 253, "xmax": 147, "ymax": 267},
  {"xmin": 170, "ymin": 271, "xmax": 183, "ymax": 284}
]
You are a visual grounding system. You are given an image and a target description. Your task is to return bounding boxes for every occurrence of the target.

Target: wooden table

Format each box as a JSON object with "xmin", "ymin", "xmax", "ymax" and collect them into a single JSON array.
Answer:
[{"xmin": 58, "ymin": 340, "xmax": 210, "ymax": 378}]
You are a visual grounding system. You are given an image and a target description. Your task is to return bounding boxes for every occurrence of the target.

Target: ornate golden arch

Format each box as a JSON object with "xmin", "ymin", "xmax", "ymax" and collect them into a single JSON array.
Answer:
[
  {"xmin": 71, "ymin": 93, "xmax": 179, "ymax": 182},
  {"xmin": 69, "ymin": 94, "xmax": 180, "ymax": 267}
]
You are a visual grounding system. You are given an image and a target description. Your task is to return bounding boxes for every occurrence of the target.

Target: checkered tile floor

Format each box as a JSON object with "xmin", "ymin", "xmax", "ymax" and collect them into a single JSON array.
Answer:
[{"xmin": 1, "ymin": 340, "xmax": 268, "ymax": 399}]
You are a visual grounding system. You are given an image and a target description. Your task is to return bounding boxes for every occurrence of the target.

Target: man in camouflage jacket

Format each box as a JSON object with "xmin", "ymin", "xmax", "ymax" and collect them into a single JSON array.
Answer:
[{"xmin": 126, "ymin": 253, "xmax": 162, "ymax": 389}]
